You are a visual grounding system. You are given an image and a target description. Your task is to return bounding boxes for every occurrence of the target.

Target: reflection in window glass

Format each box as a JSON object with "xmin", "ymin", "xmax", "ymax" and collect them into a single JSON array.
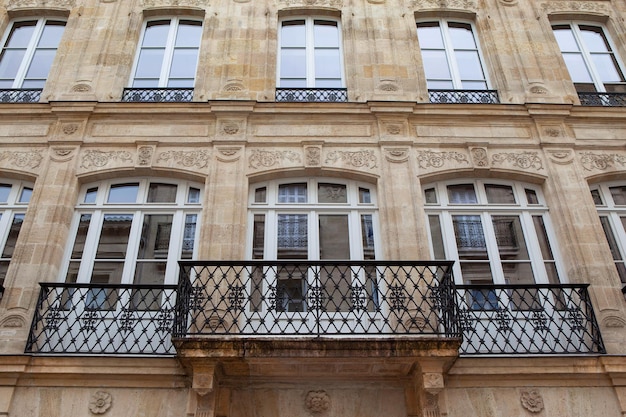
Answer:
[
  {"xmin": 108, "ymin": 183, "xmax": 139, "ymax": 203},
  {"xmin": 359, "ymin": 187, "xmax": 371, "ymax": 204},
  {"xmin": 485, "ymin": 184, "xmax": 515, "ymax": 204},
  {"xmin": 188, "ymin": 187, "xmax": 201, "ymax": 204},
  {"xmin": 0, "ymin": 185, "xmax": 11, "ymax": 203},
  {"xmin": 318, "ymin": 183, "xmax": 347, "ymax": 203},
  {"xmin": 278, "ymin": 183, "xmax": 307, "ymax": 203},
  {"xmin": 610, "ymin": 186, "xmax": 626, "ymax": 205},
  {"xmin": 448, "ymin": 184, "xmax": 477, "ymax": 204},
  {"xmin": 147, "ymin": 183, "xmax": 177, "ymax": 203},
  {"xmin": 19, "ymin": 187, "xmax": 32, "ymax": 203}
]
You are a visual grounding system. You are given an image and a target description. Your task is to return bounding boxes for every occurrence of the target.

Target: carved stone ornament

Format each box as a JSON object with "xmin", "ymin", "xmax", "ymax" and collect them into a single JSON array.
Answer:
[
  {"xmin": 423, "ymin": 373, "xmax": 445, "ymax": 395},
  {"xmin": 305, "ymin": 146, "xmax": 322, "ymax": 167},
  {"xmin": 529, "ymin": 85, "xmax": 549, "ymax": 95},
  {"xmin": 0, "ymin": 315, "xmax": 25, "ymax": 328},
  {"xmin": 602, "ymin": 315, "xmax": 626, "ymax": 328},
  {"xmin": 470, "ymin": 147, "xmax": 488, "ymax": 168},
  {"xmin": 81, "ymin": 150, "xmax": 133, "ymax": 169},
  {"xmin": 423, "ymin": 393, "xmax": 441, "ymax": 417},
  {"xmin": 51, "ymin": 147, "xmax": 77, "ymax": 162},
  {"xmin": 498, "ymin": 0, "xmax": 517, "ymax": 6},
  {"xmin": 88, "ymin": 391, "xmax": 112, "ymax": 415},
  {"xmin": 378, "ymin": 82, "xmax": 399, "ymax": 92},
  {"xmin": 416, "ymin": 150, "xmax": 469, "ymax": 169},
  {"xmin": 279, "ymin": 0, "xmax": 343, "ymax": 6},
  {"xmin": 141, "ymin": 0, "xmax": 210, "ymax": 6},
  {"xmin": 547, "ymin": 149, "xmax": 574, "ymax": 165},
  {"xmin": 71, "ymin": 83, "xmax": 92, "ymax": 93},
  {"xmin": 222, "ymin": 81, "xmax": 246, "ymax": 92},
  {"xmin": 157, "ymin": 150, "xmax": 210, "ymax": 169},
  {"xmin": 540, "ymin": 1, "xmax": 608, "ymax": 15},
  {"xmin": 580, "ymin": 152, "xmax": 626, "ymax": 171},
  {"xmin": 305, "ymin": 390, "xmax": 330, "ymax": 414},
  {"xmin": 62, "ymin": 124, "xmax": 79, "ymax": 135},
  {"xmin": 0, "ymin": 150, "xmax": 43, "ymax": 170},
  {"xmin": 215, "ymin": 146, "xmax": 243, "ymax": 163},
  {"xmin": 249, "ymin": 149, "xmax": 301, "ymax": 169},
  {"xmin": 520, "ymin": 389, "xmax": 544, "ymax": 414},
  {"xmin": 386, "ymin": 124, "xmax": 402, "ymax": 135},
  {"xmin": 384, "ymin": 148, "xmax": 409, "ymax": 163},
  {"xmin": 492, "ymin": 151, "xmax": 543, "ymax": 170},
  {"xmin": 543, "ymin": 127, "xmax": 562, "ymax": 138},
  {"xmin": 411, "ymin": 0, "xmax": 478, "ymax": 12},
  {"xmin": 325, "ymin": 150, "xmax": 378, "ymax": 169},
  {"xmin": 220, "ymin": 120, "xmax": 241, "ymax": 135},
  {"xmin": 137, "ymin": 146, "xmax": 155, "ymax": 167},
  {"xmin": 6, "ymin": 0, "xmax": 76, "ymax": 8}
]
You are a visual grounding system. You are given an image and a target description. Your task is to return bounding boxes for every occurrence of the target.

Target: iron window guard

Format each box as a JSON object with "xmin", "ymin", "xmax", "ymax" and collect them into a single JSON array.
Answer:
[
  {"xmin": 275, "ymin": 88, "xmax": 348, "ymax": 102},
  {"xmin": 428, "ymin": 89, "xmax": 500, "ymax": 104},
  {"xmin": 0, "ymin": 89, "xmax": 42, "ymax": 103},
  {"xmin": 578, "ymin": 92, "xmax": 626, "ymax": 107},
  {"xmin": 121, "ymin": 88, "xmax": 194, "ymax": 103}
]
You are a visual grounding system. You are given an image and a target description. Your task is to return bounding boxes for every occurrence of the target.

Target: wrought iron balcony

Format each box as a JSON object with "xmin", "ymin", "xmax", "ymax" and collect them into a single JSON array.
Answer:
[
  {"xmin": 578, "ymin": 92, "xmax": 626, "ymax": 106},
  {"xmin": 275, "ymin": 88, "xmax": 348, "ymax": 102},
  {"xmin": 0, "ymin": 89, "xmax": 42, "ymax": 103},
  {"xmin": 25, "ymin": 283, "xmax": 177, "ymax": 355},
  {"xmin": 121, "ymin": 88, "xmax": 194, "ymax": 102},
  {"xmin": 457, "ymin": 284, "xmax": 605, "ymax": 355},
  {"xmin": 428, "ymin": 89, "xmax": 499, "ymax": 104}
]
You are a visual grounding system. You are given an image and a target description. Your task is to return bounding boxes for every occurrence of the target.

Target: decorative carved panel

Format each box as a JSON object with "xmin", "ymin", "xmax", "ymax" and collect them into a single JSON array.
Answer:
[{"xmin": 416, "ymin": 150, "xmax": 469, "ymax": 169}]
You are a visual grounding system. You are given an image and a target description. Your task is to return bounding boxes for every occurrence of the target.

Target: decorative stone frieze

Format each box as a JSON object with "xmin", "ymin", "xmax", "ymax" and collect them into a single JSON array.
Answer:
[
  {"xmin": 470, "ymin": 147, "xmax": 488, "ymax": 168},
  {"xmin": 51, "ymin": 147, "xmax": 77, "ymax": 162},
  {"xmin": 249, "ymin": 149, "xmax": 301, "ymax": 169},
  {"xmin": 81, "ymin": 150, "xmax": 132, "ymax": 169},
  {"xmin": 520, "ymin": 389, "xmax": 544, "ymax": 413},
  {"xmin": 88, "ymin": 391, "xmax": 112, "ymax": 415},
  {"xmin": 580, "ymin": 152, "xmax": 626, "ymax": 171},
  {"xmin": 492, "ymin": 151, "xmax": 543, "ymax": 170},
  {"xmin": 546, "ymin": 149, "xmax": 574, "ymax": 165},
  {"xmin": 412, "ymin": 0, "xmax": 477, "ymax": 12},
  {"xmin": 157, "ymin": 150, "xmax": 210, "ymax": 169},
  {"xmin": 540, "ymin": 1, "xmax": 608, "ymax": 14},
  {"xmin": 0, "ymin": 150, "xmax": 44, "ymax": 170},
  {"xmin": 305, "ymin": 390, "xmax": 330, "ymax": 414},
  {"xmin": 5, "ymin": 0, "xmax": 75, "ymax": 8},
  {"xmin": 140, "ymin": 0, "xmax": 209, "ymax": 6},
  {"xmin": 325, "ymin": 150, "xmax": 377, "ymax": 169},
  {"xmin": 136, "ymin": 145, "xmax": 155, "ymax": 167},
  {"xmin": 383, "ymin": 148, "xmax": 410, "ymax": 163},
  {"xmin": 416, "ymin": 150, "xmax": 469, "ymax": 169},
  {"xmin": 215, "ymin": 146, "xmax": 243, "ymax": 163},
  {"xmin": 305, "ymin": 146, "xmax": 322, "ymax": 167},
  {"xmin": 279, "ymin": 0, "xmax": 343, "ymax": 6}
]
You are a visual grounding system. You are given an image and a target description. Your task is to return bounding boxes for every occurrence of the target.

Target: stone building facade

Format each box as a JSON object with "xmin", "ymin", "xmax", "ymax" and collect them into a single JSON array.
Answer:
[{"xmin": 0, "ymin": 0, "xmax": 625, "ymax": 416}]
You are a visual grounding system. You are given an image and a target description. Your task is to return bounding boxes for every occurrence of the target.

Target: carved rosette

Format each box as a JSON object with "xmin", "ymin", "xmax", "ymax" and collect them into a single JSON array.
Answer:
[
  {"xmin": 383, "ymin": 148, "xmax": 409, "ymax": 163},
  {"xmin": 304, "ymin": 146, "xmax": 322, "ymax": 167},
  {"xmin": 580, "ymin": 152, "xmax": 626, "ymax": 171},
  {"xmin": 470, "ymin": 147, "xmax": 488, "ymax": 168},
  {"xmin": 51, "ymin": 147, "xmax": 77, "ymax": 162},
  {"xmin": 157, "ymin": 150, "xmax": 210, "ymax": 169},
  {"xmin": 0, "ymin": 150, "xmax": 44, "ymax": 170},
  {"xmin": 492, "ymin": 152, "xmax": 543, "ymax": 170},
  {"xmin": 219, "ymin": 120, "xmax": 243, "ymax": 136},
  {"xmin": 411, "ymin": 0, "xmax": 477, "ymax": 12},
  {"xmin": 81, "ymin": 150, "xmax": 133, "ymax": 169},
  {"xmin": 416, "ymin": 150, "xmax": 469, "ymax": 169},
  {"xmin": 136, "ymin": 145, "xmax": 155, "ymax": 167},
  {"xmin": 325, "ymin": 150, "xmax": 377, "ymax": 169},
  {"xmin": 520, "ymin": 389, "xmax": 544, "ymax": 413},
  {"xmin": 88, "ymin": 391, "xmax": 112, "ymax": 415},
  {"xmin": 546, "ymin": 150, "xmax": 573, "ymax": 165},
  {"xmin": 216, "ymin": 146, "xmax": 243, "ymax": 163},
  {"xmin": 249, "ymin": 150, "xmax": 301, "ymax": 169},
  {"xmin": 305, "ymin": 390, "xmax": 330, "ymax": 414}
]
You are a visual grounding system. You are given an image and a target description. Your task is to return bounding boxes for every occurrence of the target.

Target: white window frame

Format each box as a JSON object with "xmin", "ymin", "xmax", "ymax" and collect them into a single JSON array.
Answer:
[
  {"xmin": 552, "ymin": 22, "xmax": 626, "ymax": 93},
  {"xmin": 416, "ymin": 18, "xmax": 490, "ymax": 90},
  {"xmin": 276, "ymin": 16, "xmax": 346, "ymax": 88},
  {"xmin": 61, "ymin": 178, "xmax": 202, "ymax": 286},
  {"xmin": 0, "ymin": 180, "xmax": 33, "ymax": 286},
  {"xmin": 423, "ymin": 179, "xmax": 565, "ymax": 286},
  {"xmin": 0, "ymin": 18, "xmax": 66, "ymax": 89},
  {"xmin": 129, "ymin": 17, "xmax": 203, "ymax": 88}
]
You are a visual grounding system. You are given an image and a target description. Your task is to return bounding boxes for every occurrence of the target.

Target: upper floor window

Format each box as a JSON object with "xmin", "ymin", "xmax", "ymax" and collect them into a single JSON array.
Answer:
[
  {"xmin": 0, "ymin": 19, "xmax": 65, "ymax": 101},
  {"xmin": 552, "ymin": 23, "xmax": 626, "ymax": 94}
]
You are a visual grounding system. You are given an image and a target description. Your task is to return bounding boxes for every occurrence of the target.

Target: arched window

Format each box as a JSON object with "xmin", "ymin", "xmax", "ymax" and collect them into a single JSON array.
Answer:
[
  {"xmin": 62, "ymin": 178, "xmax": 202, "ymax": 308},
  {"xmin": 424, "ymin": 180, "xmax": 562, "ymax": 305}
]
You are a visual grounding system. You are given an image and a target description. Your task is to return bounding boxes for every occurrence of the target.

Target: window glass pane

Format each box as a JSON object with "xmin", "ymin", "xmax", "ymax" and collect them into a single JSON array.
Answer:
[
  {"xmin": 424, "ymin": 188, "xmax": 437, "ymax": 204},
  {"xmin": 19, "ymin": 187, "xmax": 32, "ymax": 203},
  {"xmin": 70, "ymin": 214, "xmax": 91, "ymax": 259},
  {"xmin": 84, "ymin": 187, "xmax": 98, "ymax": 204},
  {"xmin": 448, "ymin": 23, "xmax": 476, "ymax": 49},
  {"xmin": 526, "ymin": 189, "xmax": 539, "ymax": 205},
  {"xmin": 592, "ymin": 54, "xmax": 624, "ymax": 82},
  {"xmin": 37, "ymin": 21, "xmax": 65, "ymax": 48},
  {"xmin": 456, "ymin": 51, "xmax": 485, "ymax": 81},
  {"xmin": 252, "ymin": 214, "xmax": 265, "ymax": 259},
  {"xmin": 453, "ymin": 215, "xmax": 487, "ymax": 259},
  {"xmin": 147, "ymin": 183, "xmax": 177, "ymax": 203},
  {"xmin": 553, "ymin": 27, "xmax": 580, "ymax": 52},
  {"xmin": 314, "ymin": 49, "xmax": 341, "ymax": 79},
  {"xmin": 447, "ymin": 184, "xmax": 477, "ymax": 204},
  {"xmin": 485, "ymin": 184, "xmax": 515, "ymax": 204},
  {"xmin": 169, "ymin": 48, "xmax": 198, "ymax": 79},
  {"xmin": 600, "ymin": 216, "xmax": 623, "ymax": 261},
  {"xmin": 143, "ymin": 21, "xmax": 171, "ymax": 47},
  {"xmin": 461, "ymin": 80, "xmax": 487, "ymax": 89},
  {"xmin": 188, "ymin": 187, "xmax": 200, "ymax": 204},
  {"xmin": 428, "ymin": 215, "xmax": 445, "ymax": 259},
  {"xmin": 254, "ymin": 187, "xmax": 267, "ymax": 203},
  {"xmin": 417, "ymin": 23, "xmax": 444, "ymax": 49},
  {"xmin": 137, "ymin": 214, "xmax": 173, "ymax": 259},
  {"xmin": 318, "ymin": 183, "xmax": 347, "ymax": 203},
  {"xmin": 108, "ymin": 183, "xmax": 139, "ymax": 203},
  {"xmin": 314, "ymin": 79, "xmax": 342, "ymax": 88},
  {"xmin": 319, "ymin": 214, "xmax": 350, "ymax": 259},
  {"xmin": 281, "ymin": 20, "xmax": 306, "ymax": 48},
  {"xmin": 492, "ymin": 216, "xmax": 530, "ymax": 259},
  {"xmin": 427, "ymin": 80, "xmax": 454, "ymax": 89},
  {"xmin": 278, "ymin": 183, "xmax": 307, "ymax": 203},
  {"xmin": 562, "ymin": 53, "xmax": 593, "ymax": 82},
  {"xmin": 280, "ymin": 48, "xmax": 306, "ymax": 78},
  {"xmin": 359, "ymin": 187, "xmax": 371, "ymax": 204},
  {"xmin": 610, "ymin": 186, "xmax": 626, "ymax": 205},
  {"xmin": 181, "ymin": 214, "xmax": 197, "ymax": 259},
  {"xmin": 279, "ymin": 78, "xmax": 307, "ymax": 88},
  {"xmin": 421, "ymin": 50, "xmax": 451, "ymax": 80},
  {"xmin": 460, "ymin": 264, "xmax": 494, "ymax": 286},
  {"xmin": 313, "ymin": 21, "xmax": 339, "ymax": 48},
  {"xmin": 95, "ymin": 214, "xmax": 133, "ymax": 258},
  {"xmin": 167, "ymin": 78, "xmax": 194, "ymax": 88},
  {"xmin": 277, "ymin": 214, "xmax": 308, "ymax": 258},
  {"xmin": 0, "ymin": 50, "xmax": 25, "ymax": 80},
  {"xmin": 0, "ymin": 185, "xmax": 11, "ymax": 203},
  {"xmin": 579, "ymin": 26, "xmax": 611, "ymax": 53},
  {"xmin": 175, "ymin": 21, "xmax": 202, "ymax": 47},
  {"xmin": 532, "ymin": 215, "xmax": 555, "ymax": 260},
  {"xmin": 134, "ymin": 48, "xmax": 165, "ymax": 79},
  {"xmin": 4, "ymin": 21, "xmax": 36, "ymax": 48},
  {"xmin": 24, "ymin": 49, "xmax": 56, "ymax": 79},
  {"xmin": 361, "ymin": 214, "xmax": 375, "ymax": 260},
  {"xmin": 1, "ymin": 214, "xmax": 23, "ymax": 258}
]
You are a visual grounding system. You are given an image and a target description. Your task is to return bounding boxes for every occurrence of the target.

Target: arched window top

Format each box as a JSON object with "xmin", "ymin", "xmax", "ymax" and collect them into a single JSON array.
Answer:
[{"xmin": 422, "ymin": 179, "xmax": 544, "ymax": 208}]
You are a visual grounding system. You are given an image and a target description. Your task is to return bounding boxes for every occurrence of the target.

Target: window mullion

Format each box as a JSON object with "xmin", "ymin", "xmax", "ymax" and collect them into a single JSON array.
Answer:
[
  {"xmin": 164, "ymin": 210, "xmax": 184, "ymax": 285},
  {"xmin": 77, "ymin": 211, "xmax": 104, "ymax": 284},
  {"xmin": 306, "ymin": 18, "xmax": 315, "ymax": 87},
  {"xmin": 440, "ymin": 21, "xmax": 463, "ymax": 90},
  {"xmin": 121, "ymin": 210, "xmax": 144, "ymax": 284},
  {"xmin": 519, "ymin": 211, "xmax": 547, "ymax": 284},
  {"xmin": 482, "ymin": 212, "xmax": 505, "ymax": 284},
  {"xmin": 160, "ymin": 18, "xmax": 178, "ymax": 87}
]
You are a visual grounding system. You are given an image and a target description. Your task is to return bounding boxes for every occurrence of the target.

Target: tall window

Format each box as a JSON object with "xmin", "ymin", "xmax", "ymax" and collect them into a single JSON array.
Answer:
[
  {"xmin": 416, "ymin": 20, "xmax": 488, "ymax": 90},
  {"xmin": 62, "ymin": 179, "xmax": 202, "ymax": 296},
  {"xmin": 130, "ymin": 18, "xmax": 202, "ymax": 89},
  {"xmin": 552, "ymin": 23, "xmax": 626, "ymax": 93},
  {"xmin": 590, "ymin": 183, "xmax": 626, "ymax": 286},
  {"xmin": 0, "ymin": 19, "xmax": 66, "ymax": 89},
  {"xmin": 424, "ymin": 180, "xmax": 562, "ymax": 296},
  {"xmin": 0, "ymin": 180, "xmax": 32, "ymax": 290},
  {"xmin": 278, "ymin": 17, "xmax": 344, "ymax": 89}
]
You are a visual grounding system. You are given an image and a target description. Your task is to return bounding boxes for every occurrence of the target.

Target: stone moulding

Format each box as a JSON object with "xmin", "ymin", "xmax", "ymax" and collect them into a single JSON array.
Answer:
[
  {"xmin": 249, "ymin": 149, "xmax": 301, "ymax": 169},
  {"xmin": 546, "ymin": 149, "xmax": 573, "ymax": 165},
  {"xmin": 580, "ymin": 152, "xmax": 626, "ymax": 171},
  {"xmin": 416, "ymin": 150, "xmax": 469, "ymax": 169},
  {"xmin": 492, "ymin": 151, "xmax": 543, "ymax": 170},
  {"xmin": 81, "ymin": 150, "xmax": 132, "ymax": 169},
  {"xmin": 51, "ymin": 147, "xmax": 77, "ymax": 162},
  {"xmin": 137, "ymin": 145, "xmax": 155, "ymax": 167},
  {"xmin": 325, "ymin": 150, "xmax": 378, "ymax": 169}
]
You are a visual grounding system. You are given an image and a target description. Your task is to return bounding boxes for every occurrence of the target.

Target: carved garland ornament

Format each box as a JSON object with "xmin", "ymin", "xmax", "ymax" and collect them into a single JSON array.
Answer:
[
  {"xmin": 6, "ymin": 0, "xmax": 76, "ymax": 7},
  {"xmin": 305, "ymin": 390, "xmax": 330, "ymax": 414},
  {"xmin": 0, "ymin": 150, "xmax": 43, "ymax": 169},
  {"xmin": 540, "ymin": 1, "xmax": 608, "ymax": 14},
  {"xmin": 81, "ymin": 150, "xmax": 133, "ymax": 169},
  {"xmin": 492, "ymin": 152, "xmax": 543, "ymax": 170},
  {"xmin": 520, "ymin": 389, "xmax": 544, "ymax": 414},
  {"xmin": 141, "ymin": 0, "xmax": 209, "ymax": 6},
  {"xmin": 580, "ymin": 152, "xmax": 626, "ymax": 171},
  {"xmin": 249, "ymin": 150, "xmax": 301, "ymax": 169},
  {"xmin": 416, "ymin": 150, "xmax": 469, "ymax": 169},
  {"xmin": 325, "ymin": 150, "xmax": 377, "ymax": 169},
  {"xmin": 89, "ymin": 391, "xmax": 112, "ymax": 415},
  {"xmin": 279, "ymin": 0, "xmax": 343, "ymax": 6},
  {"xmin": 412, "ymin": 0, "xmax": 477, "ymax": 11},
  {"xmin": 157, "ymin": 150, "xmax": 210, "ymax": 169}
]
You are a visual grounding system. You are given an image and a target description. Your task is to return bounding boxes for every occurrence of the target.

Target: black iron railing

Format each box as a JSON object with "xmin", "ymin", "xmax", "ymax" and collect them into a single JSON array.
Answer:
[
  {"xmin": 457, "ymin": 284, "xmax": 605, "ymax": 355},
  {"xmin": 0, "ymin": 89, "xmax": 42, "ymax": 103},
  {"xmin": 428, "ymin": 89, "xmax": 499, "ymax": 104},
  {"xmin": 121, "ymin": 88, "xmax": 194, "ymax": 102},
  {"xmin": 275, "ymin": 88, "xmax": 348, "ymax": 102},
  {"xmin": 173, "ymin": 260, "xmax": 458, "ymax": 338},
  {"xmin": 578, "ymin": 92, "xmax": 626, "ymax": 106},
  {"xmin": 25, "ymin": 283, "xmax": 177, "ymax": 355}
]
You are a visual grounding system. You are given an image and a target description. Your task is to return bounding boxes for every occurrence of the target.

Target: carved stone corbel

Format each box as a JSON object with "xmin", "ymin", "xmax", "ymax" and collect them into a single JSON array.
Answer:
[{"xmin": 192, "ymin": 364, "xmax": 222, "ymax": 396}]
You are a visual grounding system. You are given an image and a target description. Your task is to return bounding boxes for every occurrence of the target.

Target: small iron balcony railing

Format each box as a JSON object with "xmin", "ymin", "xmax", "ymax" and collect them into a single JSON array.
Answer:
[
  {"xmin": 275, "ymin": 88, "xmax": 348, "ymax": 102},
  {"xmin": 457, "ymin": 284, "xmax": 605, "ymax": 355},
  {"xmin": 173, "ymin": 260, "xmax": 458, "ymax": 338},
  {"xmin": 25, "ymin": 283, "xmax": 177, "ymax": 355},
  {"xmin": 428, "ymin": 89, "xmax": 499, "ymax": 104},
  {"xmin": 0, "ymin": 89, "xmax": 42, "ymax": 103},
  {"xmin": 121, "ymin": 88, "xmax": 194, "ymax": 103},
  {"xmin": 578, "ymin": 92, "xmax": 626, "ymax": 107}
]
